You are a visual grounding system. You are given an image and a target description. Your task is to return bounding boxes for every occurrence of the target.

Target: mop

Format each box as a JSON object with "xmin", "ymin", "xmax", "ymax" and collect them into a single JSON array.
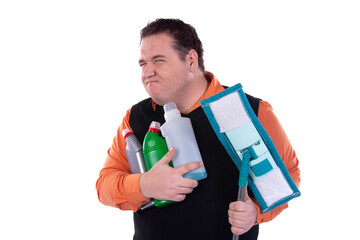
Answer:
[{"xmin": 200, "ymin": 84, "xmax": 300, "ymax": 239}]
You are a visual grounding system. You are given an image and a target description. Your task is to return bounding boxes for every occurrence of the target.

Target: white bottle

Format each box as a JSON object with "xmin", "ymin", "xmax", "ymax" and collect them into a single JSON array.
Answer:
[{"xmin": 160, "ymin": 102, "xmax": 207, "ymax": 181}]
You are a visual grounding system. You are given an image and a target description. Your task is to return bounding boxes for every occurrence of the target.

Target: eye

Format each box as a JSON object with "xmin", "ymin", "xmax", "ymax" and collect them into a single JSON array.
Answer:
[{"xmin": 154, "ymin": 59, "xmax": 165, "ymax": 63}]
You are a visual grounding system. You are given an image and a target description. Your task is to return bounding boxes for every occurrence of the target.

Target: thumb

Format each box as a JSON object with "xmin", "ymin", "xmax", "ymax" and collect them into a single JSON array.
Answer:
[
  {"xmin": 243, "ymin": 185, "xmax": 253, "ymax": 203},
  {"xmin": 157, "ymin": 147, "xmax": 175, "ymax": 165}
]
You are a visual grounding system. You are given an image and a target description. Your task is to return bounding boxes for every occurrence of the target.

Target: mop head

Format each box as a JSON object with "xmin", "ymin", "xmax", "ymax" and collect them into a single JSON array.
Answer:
[{"xmin": 201, "ymin": 83, "xmax": 300, "ymax": 213}]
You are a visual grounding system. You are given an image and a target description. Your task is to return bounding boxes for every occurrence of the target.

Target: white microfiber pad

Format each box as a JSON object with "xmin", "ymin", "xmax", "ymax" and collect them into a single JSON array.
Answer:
[
  {"xmin": 253, "ymin": 167, "xmax": 294, "ymax": 206},
  {"xmin": 209, "ymin": 92, "xmax": 250, "ymax": 132}
]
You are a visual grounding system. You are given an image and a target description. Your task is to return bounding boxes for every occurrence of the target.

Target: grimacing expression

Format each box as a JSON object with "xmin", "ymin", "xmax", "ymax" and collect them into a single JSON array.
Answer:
[{"xmin": 139, "ymin": 33, "xmax": 193, "ymax": 106}]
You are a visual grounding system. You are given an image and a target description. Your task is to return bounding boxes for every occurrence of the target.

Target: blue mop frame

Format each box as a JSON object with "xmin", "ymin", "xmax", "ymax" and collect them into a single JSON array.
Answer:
[{"xmin": 201, "ymin": 83, "xmax": 300, "ymax": 213}]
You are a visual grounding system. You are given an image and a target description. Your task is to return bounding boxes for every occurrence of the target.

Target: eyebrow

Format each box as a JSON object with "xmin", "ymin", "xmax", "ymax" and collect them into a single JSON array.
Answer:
[{"xmin": 139, "ymin": 55, "xmax": 166, "ymax": 65}]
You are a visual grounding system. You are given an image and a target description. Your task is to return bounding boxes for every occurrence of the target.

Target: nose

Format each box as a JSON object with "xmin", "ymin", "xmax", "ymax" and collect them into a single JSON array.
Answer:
[{"xmin": 142, "ymin": 63, "xmax": 156, "ymax": 80}]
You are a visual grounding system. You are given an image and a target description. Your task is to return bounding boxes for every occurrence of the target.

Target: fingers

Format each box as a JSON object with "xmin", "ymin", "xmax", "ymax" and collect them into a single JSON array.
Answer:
[
  {"xmin": 172, "ymin": 185, "xmax": 198, "ymax": 201},
  {"xmin": 178, "ymin": 184, "xmax": 197, "ymax": 194},
  {"xmin": 158, "ymin": 147, "xmax": 175, "ymax": 165},
  {"xmin": 159, "ymin": 147, "xmax": 203, "ymax": 177},
  {"xmin": 230, "ymin": 225, "xmax": 247, "ymax": 236},
  {"xmin": 176, "ymin": 160, "xmax": 203, "ymax": 176},
  {"xmin": 177, "ymin": 176, "xmax": 198, "ymax": 188},
  {"xmin": 229, "ymin": 201, "xmax": 248, "ymax": 212},
  {"xmin": 169, "ymin": 178, "xmax": 198, "ymax": 201},
  {"xmin": 228, "ymin": 207, "xmax": 248, "ymax": 220},
  {"xmin": 228, "ymin": 207, "xmax": 254, "ymax": 235},
  {"xmin": 141, "ymin": 146, "xmax": 202, "ymax": 202},
  {"xmin": 228, "ymin": 200, "xmax": 257, "ymax": 236},
  {"xmin": 173, "ymin": 194, "xmax": 187, "ymax": 202},
  {"xmin": 228, "ymin": 209, "xmax": 249, "ymax": 235}
]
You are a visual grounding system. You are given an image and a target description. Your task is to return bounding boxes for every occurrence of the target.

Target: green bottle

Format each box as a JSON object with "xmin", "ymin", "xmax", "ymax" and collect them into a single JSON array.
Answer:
[{"xmin": 143, "ymin": 121, "xmax": 174, "ymax": 208}]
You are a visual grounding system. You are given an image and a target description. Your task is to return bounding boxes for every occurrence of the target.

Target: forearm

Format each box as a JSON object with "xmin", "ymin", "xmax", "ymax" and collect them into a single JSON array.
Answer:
[
  {"xmin": 96, "ymin": 167, "xmax": 148, "ymax": 211},
  {"xmin": 96, "ymin": 108, "xmax": 149, "ymax": 211}
]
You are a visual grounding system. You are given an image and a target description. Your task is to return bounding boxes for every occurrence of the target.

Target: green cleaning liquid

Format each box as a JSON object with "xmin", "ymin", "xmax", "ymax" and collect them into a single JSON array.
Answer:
[{"xmin": 143, "ymin": 121, "xmax": 174, "ymax": 207}]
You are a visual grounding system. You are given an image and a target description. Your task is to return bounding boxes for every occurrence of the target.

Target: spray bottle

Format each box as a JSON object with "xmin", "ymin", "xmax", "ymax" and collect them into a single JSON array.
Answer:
[
  {"xmin": 143, "ymin": 121, "xmax": 174, "ymax": 207},
  {"xmin": 160, "ymin": 102, "xmax": 207, "ymax": 181}
]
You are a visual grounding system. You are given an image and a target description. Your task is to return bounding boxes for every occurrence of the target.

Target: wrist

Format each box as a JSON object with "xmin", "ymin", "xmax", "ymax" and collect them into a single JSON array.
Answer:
[{"xmin": 139, "ymin": 172, "xmax": 151, "ymax": 199}]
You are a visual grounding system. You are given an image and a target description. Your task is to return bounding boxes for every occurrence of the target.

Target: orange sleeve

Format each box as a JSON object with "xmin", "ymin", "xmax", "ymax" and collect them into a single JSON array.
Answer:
[
  {"xmin": 96, "ymin": 108, "xmax": 149, "ymax": 211},
  {"xmin": 254, "ymin": 100, "xmax": 301, "ymax": 224}
]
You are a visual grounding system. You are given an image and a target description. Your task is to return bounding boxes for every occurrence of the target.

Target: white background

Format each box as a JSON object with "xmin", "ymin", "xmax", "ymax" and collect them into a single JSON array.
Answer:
[{"xmin": 1, "ymin": 0, "xmax": 359, "ymax": 239}]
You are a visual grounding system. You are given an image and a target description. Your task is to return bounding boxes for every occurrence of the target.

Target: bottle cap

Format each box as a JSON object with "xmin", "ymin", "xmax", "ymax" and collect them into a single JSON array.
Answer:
[
  {"xmin": 163, "ymin": 102, "xmax": 181, "ymax": 121},
  {"xmin": 148, "ymin": 121, "xmax": 161, "ymax": 133},
  {"xmin": 164, "ymin": 102, "xmax": 177, "ymax": 112},
  {"xmin": 122, "ymin": 129, "xmax": 133, "ymax": 139}
]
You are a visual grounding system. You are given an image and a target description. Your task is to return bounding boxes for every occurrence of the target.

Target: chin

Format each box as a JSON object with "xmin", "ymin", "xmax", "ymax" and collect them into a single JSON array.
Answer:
[
  {"xmin": 151, "ymin": 98, "xmax": 166, "ymax": 106},
  {"xmin": 147, "ymin": 89, "xmax": 172, "ymax": 106},
  {"xmin": 149, "ymin": 95, "xmax": 170, "ymax": 107}
]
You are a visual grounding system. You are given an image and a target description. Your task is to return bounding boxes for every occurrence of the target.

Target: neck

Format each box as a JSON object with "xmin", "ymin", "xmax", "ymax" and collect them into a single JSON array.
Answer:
[{"xmin": 176, "ymin": 72, "xmax": 210, "ymax": 114}]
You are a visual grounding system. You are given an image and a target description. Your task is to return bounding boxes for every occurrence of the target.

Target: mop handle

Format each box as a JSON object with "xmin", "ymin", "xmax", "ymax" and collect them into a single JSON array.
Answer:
[
  {"xmin": 232, "ymin": 150, "xmax": 252, "ymax": 240},
  {"xmin": 232, "ymin": 186, "xmax": 246, "ymax": 240}
]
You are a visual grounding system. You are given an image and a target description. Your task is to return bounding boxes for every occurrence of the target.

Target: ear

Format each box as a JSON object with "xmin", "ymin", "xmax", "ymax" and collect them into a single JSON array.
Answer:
[{"xmin": 187, "ymin": 49, "xmax": 199, "ymax": 72}]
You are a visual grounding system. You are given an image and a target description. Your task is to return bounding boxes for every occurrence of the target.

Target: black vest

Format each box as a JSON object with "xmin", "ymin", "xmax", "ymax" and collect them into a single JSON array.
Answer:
[{"xmin": 129, "ymin": 94, "xmax": 260, "ymax": 240}]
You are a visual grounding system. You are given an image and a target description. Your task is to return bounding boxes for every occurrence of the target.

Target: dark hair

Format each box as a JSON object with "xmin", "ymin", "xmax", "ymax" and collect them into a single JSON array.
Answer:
[{"xmin": 140, "ymin": 18, "xmax": 205, "ymax": 72}]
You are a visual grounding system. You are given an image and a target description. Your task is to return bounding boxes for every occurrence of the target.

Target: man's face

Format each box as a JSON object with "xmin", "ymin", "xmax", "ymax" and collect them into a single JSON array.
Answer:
[{"xmin": 139, "ymin": 33, "xmax": 191, "ymax": 106}]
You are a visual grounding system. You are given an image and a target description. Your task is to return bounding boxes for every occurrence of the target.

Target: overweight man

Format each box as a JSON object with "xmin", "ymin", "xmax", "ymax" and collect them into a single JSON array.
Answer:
[{"xmin": 96, "ymin": 18, "xmax": 301, "ymax": 240}]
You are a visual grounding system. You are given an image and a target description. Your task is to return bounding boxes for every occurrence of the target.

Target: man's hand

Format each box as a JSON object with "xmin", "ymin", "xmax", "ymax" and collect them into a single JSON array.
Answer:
[
  {"xmin": 228, "ymin": 188, "xmax": 257, "ymax": 235},
  {"xmin": 139, "ymin": 147, "xmax": 202, "ymax": 202}
]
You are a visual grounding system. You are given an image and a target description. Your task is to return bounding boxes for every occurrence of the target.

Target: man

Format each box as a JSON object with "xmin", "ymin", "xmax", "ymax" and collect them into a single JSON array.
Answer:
[{"xmin": 96, "ymin": 18, "xmax": 300, "ymax": 240}]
